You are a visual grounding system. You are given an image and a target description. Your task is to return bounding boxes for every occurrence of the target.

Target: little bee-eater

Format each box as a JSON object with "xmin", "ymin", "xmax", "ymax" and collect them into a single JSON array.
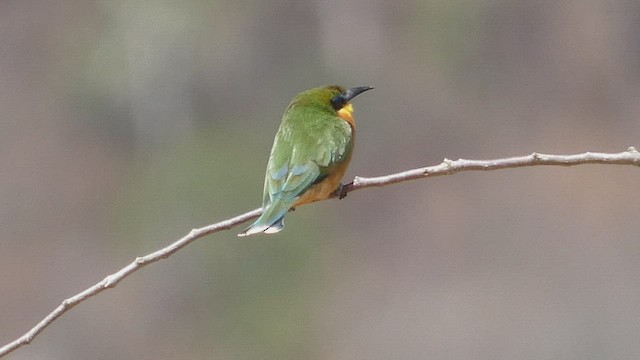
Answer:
[{"xmin": 238, "ymin": 85, "xmax": 373, "ymax": 236}]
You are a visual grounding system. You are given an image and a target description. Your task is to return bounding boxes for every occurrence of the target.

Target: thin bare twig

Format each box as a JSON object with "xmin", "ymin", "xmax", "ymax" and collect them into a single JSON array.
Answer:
[
  {"xmin": 1, "ymin": 147, "xmax": 639, "ymax": 357},
  {"xmin": 343, "ymin": 147, "xmax": 640, "ymax": 192}
]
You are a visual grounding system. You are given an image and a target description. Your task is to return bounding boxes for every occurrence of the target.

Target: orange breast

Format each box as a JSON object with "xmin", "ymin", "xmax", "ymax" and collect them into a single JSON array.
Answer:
[{"xmin": 293, "ymin": 159, "xmax": 351, "ymax": 206}]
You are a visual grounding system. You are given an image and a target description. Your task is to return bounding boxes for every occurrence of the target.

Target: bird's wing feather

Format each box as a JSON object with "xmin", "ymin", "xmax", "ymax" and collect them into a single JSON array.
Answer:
[{"xmin": 262, "ymin": 109, "xmax": 353, "ymax": 207}]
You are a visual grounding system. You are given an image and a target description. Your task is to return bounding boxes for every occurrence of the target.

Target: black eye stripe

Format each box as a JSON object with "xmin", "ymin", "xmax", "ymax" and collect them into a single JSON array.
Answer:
[{"xmin": 331, "ymin": 95, "xmax": 346, "ymax": 111}]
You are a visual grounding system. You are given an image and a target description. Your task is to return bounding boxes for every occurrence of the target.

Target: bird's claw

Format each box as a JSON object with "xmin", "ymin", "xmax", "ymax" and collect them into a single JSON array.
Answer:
[{"xmin": 337, "ymin": 183, "xmax": 349, "ymax": 199}]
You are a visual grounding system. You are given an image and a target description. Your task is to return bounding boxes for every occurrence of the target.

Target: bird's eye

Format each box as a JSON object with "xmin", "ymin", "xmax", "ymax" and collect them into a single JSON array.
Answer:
[{"xmin": 331, "ymin": 95, "xmax": 346, "ymax": 111}]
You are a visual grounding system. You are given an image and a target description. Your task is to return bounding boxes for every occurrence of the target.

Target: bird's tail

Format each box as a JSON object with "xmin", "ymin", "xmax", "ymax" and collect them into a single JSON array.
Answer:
[{"xmin": 237, "ymin": 198, "xmax": 293, "ymax": 237}]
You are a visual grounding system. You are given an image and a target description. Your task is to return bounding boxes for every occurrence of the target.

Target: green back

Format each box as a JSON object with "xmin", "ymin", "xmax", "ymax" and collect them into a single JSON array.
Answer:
[{"xmin": 262, "ymin": 86, "xmax": 354, "ymax": 206}]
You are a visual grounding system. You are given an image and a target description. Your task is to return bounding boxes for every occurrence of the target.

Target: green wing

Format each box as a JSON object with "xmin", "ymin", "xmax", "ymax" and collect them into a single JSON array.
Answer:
[
  {"xmin": 262, "ymin": 107, "xmax": 353, "ymax": 207},
  {"xmin": 239, "ymin": 102, "xmax": 353, "ymax": 237}
]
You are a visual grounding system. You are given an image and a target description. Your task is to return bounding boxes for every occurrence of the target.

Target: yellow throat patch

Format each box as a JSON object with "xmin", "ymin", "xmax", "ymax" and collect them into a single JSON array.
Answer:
[{"xmin": 337, "ymin": 103, "xmax": 355, "ymax": 127}]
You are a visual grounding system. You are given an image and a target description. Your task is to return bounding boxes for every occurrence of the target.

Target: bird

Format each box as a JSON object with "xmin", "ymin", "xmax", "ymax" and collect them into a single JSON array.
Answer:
[{"xmin": 238, "ymin": 85, "xmax": 373, "ymax": 236}]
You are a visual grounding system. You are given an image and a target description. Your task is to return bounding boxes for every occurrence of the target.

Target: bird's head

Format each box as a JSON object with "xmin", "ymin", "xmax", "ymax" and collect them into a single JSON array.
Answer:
[{"xmin": 291, "ymin": 85, "xmax": 373, "ymax": 124}]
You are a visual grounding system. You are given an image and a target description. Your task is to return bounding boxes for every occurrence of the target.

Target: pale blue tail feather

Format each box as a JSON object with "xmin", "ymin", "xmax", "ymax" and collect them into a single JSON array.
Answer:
[{"xmin": 237, "ymin": 198, "xmax": 292, "ymax": 237}]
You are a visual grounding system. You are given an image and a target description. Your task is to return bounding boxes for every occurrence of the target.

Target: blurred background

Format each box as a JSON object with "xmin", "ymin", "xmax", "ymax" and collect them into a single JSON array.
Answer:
[{"xmin": 1, "ymin": 0, "xmax": 639, "ymax": 359}]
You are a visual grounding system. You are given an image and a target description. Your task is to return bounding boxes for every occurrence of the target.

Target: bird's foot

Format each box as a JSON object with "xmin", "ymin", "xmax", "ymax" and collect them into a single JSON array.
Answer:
[{"xmin": 337, "ymin": 183, "xmax": 349, "ymax": 199}]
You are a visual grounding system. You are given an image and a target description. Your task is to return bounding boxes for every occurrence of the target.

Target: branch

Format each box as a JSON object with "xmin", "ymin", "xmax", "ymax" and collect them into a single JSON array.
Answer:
[
  {"xmin": 1, "ymin": 147, "xmax": 639, "ymax": 357},
  {"xmin": 342, "ymin": 146, "xmax": 640, "ymax": 193}
]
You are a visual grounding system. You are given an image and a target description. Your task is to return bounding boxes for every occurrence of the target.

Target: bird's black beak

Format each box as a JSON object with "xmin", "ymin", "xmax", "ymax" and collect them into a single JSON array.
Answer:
[
  {"xmin": 332, "ymin": 86, "xmax": 373, "ymax": 110},
  {"xmin": 343, "ymin": 86, "xmax": 374, "ymax": 102}
]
